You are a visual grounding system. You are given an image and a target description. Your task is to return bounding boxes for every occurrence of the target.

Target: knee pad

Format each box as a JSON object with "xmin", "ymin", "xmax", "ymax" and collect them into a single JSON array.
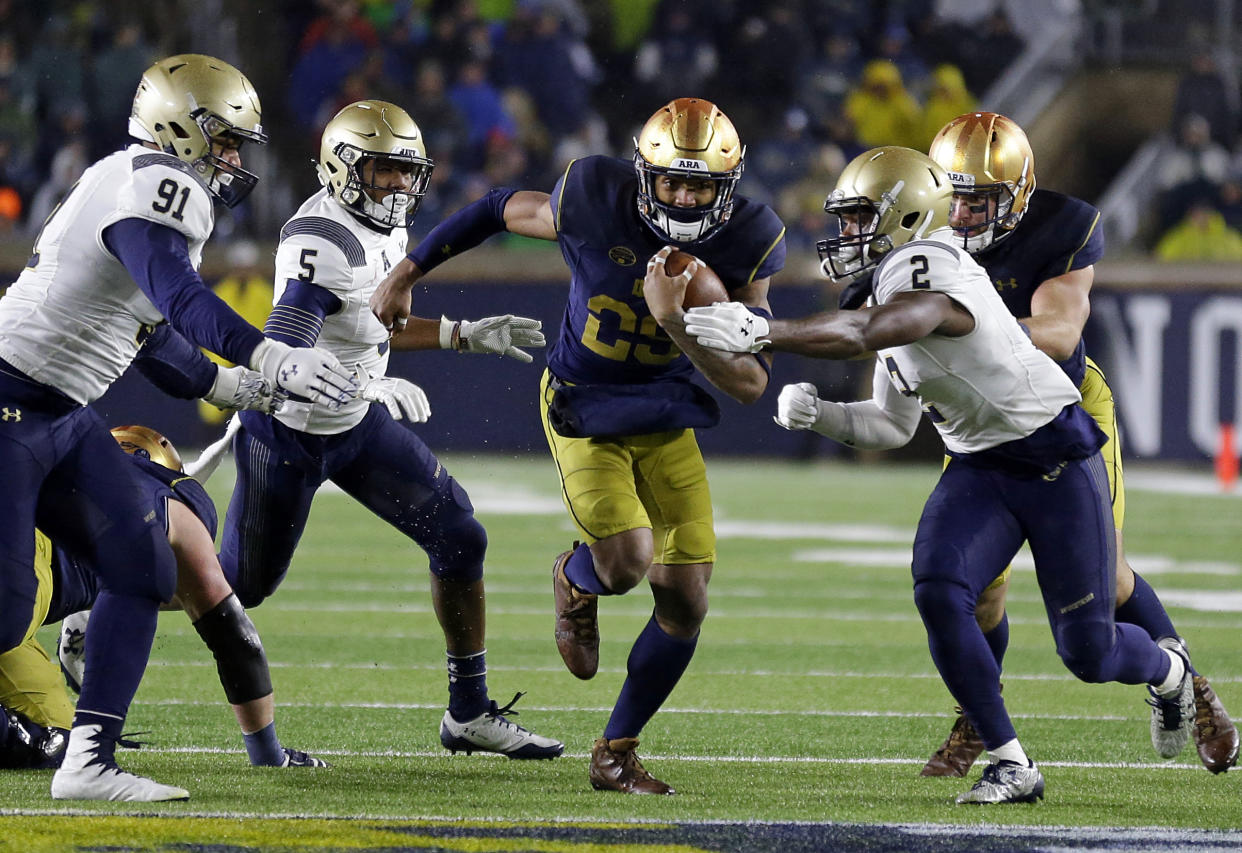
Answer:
[
  {"xmin": 912, "ymin": 578, "xmax": 971, "ymax": 627},
  {"xmin": 192, "ymin": 593, "xmax": 273, "ymax": 704},
  {"xmin": 1055, "ymin": 619, "xmax": 1116, "ymax": 682},
  {"xmin": 421, "ymin": 479, "xmax": 487, "ymax": 583}
]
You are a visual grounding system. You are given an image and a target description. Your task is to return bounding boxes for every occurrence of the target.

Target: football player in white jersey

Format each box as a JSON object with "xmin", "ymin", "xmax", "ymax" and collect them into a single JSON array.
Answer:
[
  {"xmin": 683, "ymin": 147, "xmax": 1197, "ymax": 805},
  {"xmin": 0, "ymin": 54, "xmax": 357, "ymax": 802},
  {"xmin": 217, "ymin": 100, "xmax": 562, "ymax": 760}
]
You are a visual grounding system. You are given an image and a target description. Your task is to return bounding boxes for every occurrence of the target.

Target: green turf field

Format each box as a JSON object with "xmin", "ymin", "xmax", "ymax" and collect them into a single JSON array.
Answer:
[{"xmin": 2, "ymin": 454, "xmax": 1240, "ymax": 851}]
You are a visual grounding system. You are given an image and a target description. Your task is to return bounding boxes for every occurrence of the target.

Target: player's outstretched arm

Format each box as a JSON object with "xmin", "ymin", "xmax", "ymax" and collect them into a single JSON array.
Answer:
[
  {"xmin": 644, "ymin": 246, "xmax": 771, "ymax": 405},
  {"xmin": 371, "ymin": 189, "xmax": 556, "ymax": 332},
  {"xmin": 689, "ymin": 291, "xmax": 973, "ymax": 359},
  {"xmin": 390, "ymin": 314, "xmax": 545, "ymax": 363}
]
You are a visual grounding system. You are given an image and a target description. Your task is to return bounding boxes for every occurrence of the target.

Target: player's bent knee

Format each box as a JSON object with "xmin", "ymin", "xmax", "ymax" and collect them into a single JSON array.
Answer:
[
  {"xmin": 192, "ymin": 593, "xmax": 273, "ymax": 704},
  {"xmin": 422, "ymin": 480, "xmax": 487, "ymax": 583},
  {"xmin": 912, "ymin": 578, "xmax": 970, "ymax": 626},
  {"xmin": 1055, "ymin": 620, "xmax": 1116, "ymax": 682}
]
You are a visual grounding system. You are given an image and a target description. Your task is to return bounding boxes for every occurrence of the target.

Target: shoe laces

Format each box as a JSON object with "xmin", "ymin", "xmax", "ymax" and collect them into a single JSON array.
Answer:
[
  {"xmin": 608, "ymin": 741, "xmax": 656, "ymax": 781},
  {"xmin": 484, "ymin": 692, "xmax": 531, "ymax": 732},
  {"xmin": 1147, "ymin": 687, "xmax": 1187, "ymax": 731}
]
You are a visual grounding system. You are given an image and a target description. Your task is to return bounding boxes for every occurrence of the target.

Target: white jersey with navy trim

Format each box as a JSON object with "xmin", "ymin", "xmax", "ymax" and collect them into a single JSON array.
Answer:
[
  {"xmin": 869, "ymin": 229, "xmax": 1081, "ymax": 454},
  {"xmin": 271, "ymin": 189, "xmax": 406, "ymax": 434},
  {"xmin": 0, "ymin": 145, "xmax": 215, "ymax": 404}
]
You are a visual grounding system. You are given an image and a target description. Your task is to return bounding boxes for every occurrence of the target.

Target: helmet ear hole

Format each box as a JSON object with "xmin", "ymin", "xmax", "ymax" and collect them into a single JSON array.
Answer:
[
  {"xmin": 901, "ymin": 211, "xmax": 921, "ymax": 228},
  {"xmin": 167, "ymin": 121, "xmax": 191, "ymax": 140}
]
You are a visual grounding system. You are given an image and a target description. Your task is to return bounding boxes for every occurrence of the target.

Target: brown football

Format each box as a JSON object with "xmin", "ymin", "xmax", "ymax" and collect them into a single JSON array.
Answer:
[{"xmin": 666, "ymin": 250, "xmax": 729, "ymax": 308}]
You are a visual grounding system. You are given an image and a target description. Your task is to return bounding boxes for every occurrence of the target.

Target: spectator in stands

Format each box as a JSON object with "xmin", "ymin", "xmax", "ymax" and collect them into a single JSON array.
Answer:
[
  {"xmin": 844, "ymin": 59, "xmax": 922, "ymax": 149},
  {"xmin": 24, "ymin": 103, "xmax": 89, "ymax": 236},
  {"xmin": 448, "ymin": 58, "xmax": 517, "ymax": 170},
  {"xmin": 960, "ymin": 7, "xmax": 1024, "ymax": 95},
  {"xmin": 1157, "ymin": 112, "xmax": 1232, "ymax": 230},
  {"xmin": 745, "ymin": 107, "xmax": 819, "ymax": 207},
  {"xmin": 1171, "ymin": 48, "xmax": 1236, "ymax": 149},
  {"xmin": 917, "ymin": 64, "xmax": 977, "ymax": 149},
  {"xmin": 875, "ymin": 23, "xmax": 930, "ymax": 97},
  {"xmin": 719, "ymin": 3, "xmax": 812, "ymax": 129},
  {"xmin": 495, "ymin": 1, "xmax": 599, "ymax": 138},
  {"xmin": 1155, "ymin": 199, "xmax": 1242, "ymax": 261},
  {"xmin": 88, "ymin": 23, "xmax": 153, "ymax": 158},
  {"xmin": 795, "ymin": 29, "xmax": 865, "ymax": 136},
  {"xmin": 633, "ymin": 5, "xmax": 719, "ymax": 107},
  {"xmin": 287, "ymin": 2, "xmax": 376, "ymax": 129}
]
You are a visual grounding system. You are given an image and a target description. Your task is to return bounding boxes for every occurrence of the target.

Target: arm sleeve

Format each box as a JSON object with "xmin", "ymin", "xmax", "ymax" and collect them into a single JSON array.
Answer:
[
  {"xmin": 812, "ymin": 360, "xmax": 922, "ymax": 449},
  {"xmin": 407, "ymin": 188, "xmax": 515, "ymax": 273},
  {"xmin": 103, "ymin": 218, "xmax": 266, "ymax": 365},
  {"xmin": 132, "ymin": 323, "xmax": 218, "ymax": 399},
  {"xmin": 263, "ymin": 279, "xmax": 342, "ymax": 348}
]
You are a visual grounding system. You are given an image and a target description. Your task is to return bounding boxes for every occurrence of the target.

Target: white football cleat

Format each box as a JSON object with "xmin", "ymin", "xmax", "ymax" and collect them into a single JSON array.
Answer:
[
  {"xmin": 439, "ymin": 693, "xmax": 564, "ymax": 759},
  {"xmin": 50, "ymin": 724, "xmax": 189, "ymax": 802},
  {"xmin": 955, "ymin": 760, "xmax": 1045, "ymax": 804},
  {"xmin": 57, "ymin": 610, "xmax": 90, "ymax": 694},
  {"xmin": 1148, "ymin": 636, "xmax": 1195, "ymax": 759}
]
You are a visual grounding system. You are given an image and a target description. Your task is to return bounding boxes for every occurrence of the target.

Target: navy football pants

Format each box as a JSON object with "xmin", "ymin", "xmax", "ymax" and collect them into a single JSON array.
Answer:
[{"xmin": 912, "ymin": 453, "xmax": 1170, "ymax": 750}]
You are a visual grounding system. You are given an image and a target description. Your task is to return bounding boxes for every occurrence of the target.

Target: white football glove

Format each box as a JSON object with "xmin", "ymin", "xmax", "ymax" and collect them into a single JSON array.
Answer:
[
  {"xmin": 203, "ymin": 364, "xmax": 285, "ymax": 414},
  {"xmin": 184, "ymin": 414, "xmax": 243, "ymax": 482},
  {"xmin": 683, "ymin": 302, "xmax": 771, "ymax": 353},
  {"xmin": 775, "ymin": 382, "xmax": 822, "ymax": 431},
  {"xmin": 355, "ymin": 365, "xmax": 431, "ymax": 422},
  {"xmin": 440, "ymin": 315, "xmax": 545, "ymax": 363},
  {"xmin": 249, "ymin": 339, "xmax": 358, "ymax": 410}
]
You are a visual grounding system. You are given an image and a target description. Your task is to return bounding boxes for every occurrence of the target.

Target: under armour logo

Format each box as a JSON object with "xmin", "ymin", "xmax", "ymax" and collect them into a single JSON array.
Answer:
[
  {"xmin": 1, "ymin": 407, "xmax": 21, "ymax": 422},
  {"xmin": 280, "ymin": 365, "xmax": 299, "ymax": 384},
  {"xmin": 740, "ymin": 316, "xmax": 754, "ymax": 338},
  {"xmin": 1041, "ymin": 461, "xmax": 1068, "ymax": 482}
]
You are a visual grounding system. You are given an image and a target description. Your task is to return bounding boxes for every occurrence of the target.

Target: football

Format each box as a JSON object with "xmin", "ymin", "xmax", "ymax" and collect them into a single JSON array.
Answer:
[{"xmin": 665, "ymin": 250, "xmax": 729, "ymax": 308}]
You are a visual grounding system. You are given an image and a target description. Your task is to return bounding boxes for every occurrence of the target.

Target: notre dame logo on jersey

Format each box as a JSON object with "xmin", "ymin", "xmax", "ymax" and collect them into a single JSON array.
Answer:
[{"xmin": 608, "ymin": 246, "xmax": 637, "ymax": 266}]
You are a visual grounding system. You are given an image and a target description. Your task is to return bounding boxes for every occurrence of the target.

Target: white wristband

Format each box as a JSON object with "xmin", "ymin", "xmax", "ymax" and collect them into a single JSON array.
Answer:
[{"xmin": 439, "ymin": 316, "xmax": 460, "ymax": 350}]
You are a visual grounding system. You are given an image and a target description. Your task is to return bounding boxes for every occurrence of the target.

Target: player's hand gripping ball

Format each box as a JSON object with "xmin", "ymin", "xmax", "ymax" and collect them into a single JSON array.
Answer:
[{"xmin": 664, "ymin": 250, "xmax": 729, "ymax": 308}]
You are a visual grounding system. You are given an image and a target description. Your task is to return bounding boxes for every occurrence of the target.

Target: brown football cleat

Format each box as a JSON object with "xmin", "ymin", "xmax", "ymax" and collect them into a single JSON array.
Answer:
[
  {"xmin": 589, "ymin": 737, "xmax": 674, "ymax": 795},
  {"xmin": 921, "ymin": 707, "xmax": 984, "ymax": 777},
  {"xmin": 1193, "ymin": 675, "xmax": 1239, "ymax": 774},
  {"xmin": 553, "ymin": 545, "xmax": 599, "ymax": 679}
]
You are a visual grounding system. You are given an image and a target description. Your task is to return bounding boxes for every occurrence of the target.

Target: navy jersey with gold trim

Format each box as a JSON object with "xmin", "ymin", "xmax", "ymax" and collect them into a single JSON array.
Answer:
[
  {"xmin": 45, "ymin": 456, "xmax": 217, "ymax": 623},
  {"xmin": 974, "ymin": 188, "xmax": 1103, "ymax": 387},
  {"xmin": 547, "ymin": 155, "xmax": 785, "ymax": 386}
]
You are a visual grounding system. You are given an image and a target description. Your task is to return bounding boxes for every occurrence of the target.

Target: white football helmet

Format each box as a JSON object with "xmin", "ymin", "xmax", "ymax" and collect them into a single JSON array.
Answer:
[
  {"xmin": 817, "ymin": 146, "xmax": 954, "ymax": 282},
  {"xmin": 129, "ymin": 54, "xmax": 268, "ymax": 208},
  {"xmin": 316, "ymin": 100, "xmax": 434, "ymax": 228}
]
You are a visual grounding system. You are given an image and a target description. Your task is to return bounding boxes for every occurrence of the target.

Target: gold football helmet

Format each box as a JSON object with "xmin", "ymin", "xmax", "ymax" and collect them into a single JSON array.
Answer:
[
  {"xmin": 928, "ymin": 111, "xmax": 1035, "ymax": 253},
  {"xmin": 129, "ymin": 54, "xmax": 268, "ymax": 208},
  {"xmin": 634, "ymin": 98, "xmax": 744, "ymax": 243},
  {"xmin": 817, "ymin": 146, "xmax": 953, "ymax": 282},
  {"xmin": 316, "ymin": 100, "xmax": 434, "ymax": 228},
  {"xmin": 111, "ymin": 425, "xmax": 184, "ymax": 472}
]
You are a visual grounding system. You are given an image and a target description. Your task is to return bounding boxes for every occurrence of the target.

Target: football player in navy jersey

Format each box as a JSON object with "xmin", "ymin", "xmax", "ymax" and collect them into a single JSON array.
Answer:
[
  {"xmin": 0, "ymin": 54, "xmax": 357, "ymax": 802},
  {"xmin": 686, "ymin": 145, "xmax": 1198, "ymax": 804},
  {"xmin": 916, "ymin": 112, "xmax": 1236, "ymax": 777},
  {"xmin": 0, "ymin": 425, "xmax": 326, "ymax": 771},
  {"xmin": 217, "ymin": 100, "xmax": 562, "ymax": 763},
  {"xmin": 371, "ymin": 97, "xmax": 786, "ymax": 793}
]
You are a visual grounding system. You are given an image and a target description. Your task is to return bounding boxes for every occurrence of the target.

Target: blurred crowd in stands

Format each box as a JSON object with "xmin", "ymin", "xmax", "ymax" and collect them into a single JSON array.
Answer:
[
  {"xmin": 1153, "ymin": 47, "xmax": 1242, "ymax": 261},
  {"xmin": 0, "ymin": 0, "xmax": 1024, "ymax": 254}
]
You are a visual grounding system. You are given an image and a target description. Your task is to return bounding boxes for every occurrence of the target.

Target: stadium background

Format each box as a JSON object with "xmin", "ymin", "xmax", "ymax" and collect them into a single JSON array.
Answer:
[{"xmin": 0, "ymin": 0, "xmax": 1238, "ymax": 464}]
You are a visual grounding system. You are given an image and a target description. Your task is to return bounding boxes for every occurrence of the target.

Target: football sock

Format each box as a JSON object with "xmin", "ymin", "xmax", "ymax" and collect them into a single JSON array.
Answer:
[
  {"xmin": 603, "ymin": 615, "xmax": 697, "ymax": 739},
  {"xmin": 563, "ymin": 542, "xmax": 612, "ymax": 595},
  {"xmin": 75, "ymin": 591, "xmax": 157, "ymax": 722},
  {"xmin": 983, "ymin": 612, "xmax": 1009, "ymax": 668},
  {"xmin": 446, "ymin": 649, "xmax": 489, "ymax": 721},
  {"xmin": 989, "ymin": 739, "xmax": 1029, "ymax": 767},
  {"xmin": 1155, "ymin": 647, "xmax": 1187, "ymax": 696},
  {"xmin": 1116, "ymin": 573, "xmax": 1195, "ymax": 673},
  {"xmin": 243, "ymin": 721, "xmax": 285, "ymax": 766}
]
